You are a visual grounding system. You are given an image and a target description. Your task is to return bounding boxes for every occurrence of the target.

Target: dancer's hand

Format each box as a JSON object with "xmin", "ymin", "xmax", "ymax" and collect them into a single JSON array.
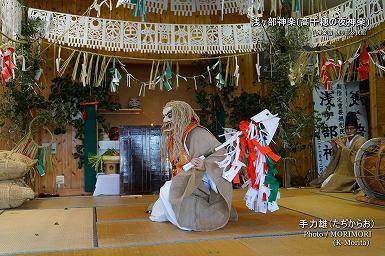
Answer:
[
  {"xmin": 334, "ymin": 138, "xmax": 345, "ymax": 148},
  {"xmin": 191, "ymin": 158, "xmax": 205, "ymax": 171}
]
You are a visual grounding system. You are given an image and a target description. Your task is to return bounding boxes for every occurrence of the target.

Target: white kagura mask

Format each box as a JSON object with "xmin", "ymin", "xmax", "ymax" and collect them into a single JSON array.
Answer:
[{"xmin": 162, "ymin": 106, "xmax": 173, "ymax": 132}]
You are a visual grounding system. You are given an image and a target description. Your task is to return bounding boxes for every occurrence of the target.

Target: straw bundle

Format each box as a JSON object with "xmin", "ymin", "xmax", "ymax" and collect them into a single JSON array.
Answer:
[
  {"xmin": 0, "ymin": 178, "xmax": 27, "ymax": 187},
  {"xmin": 0, "ymin": 151, "xmax": 36, "ymax": 181},
  {"xmin": 0, "ymin": 183, "xmax": 34, "ymax": 209}
]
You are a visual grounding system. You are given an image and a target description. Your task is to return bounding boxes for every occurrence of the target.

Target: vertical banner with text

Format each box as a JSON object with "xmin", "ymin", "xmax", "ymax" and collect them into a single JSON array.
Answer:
[{"xmin": 313, "ymin": 81, "xmax": 368, "ymax": 175}]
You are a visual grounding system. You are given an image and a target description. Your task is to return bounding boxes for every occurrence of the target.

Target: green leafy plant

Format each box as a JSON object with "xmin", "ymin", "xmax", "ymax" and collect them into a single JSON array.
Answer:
[
  {"xmin": 0, "ymin": 15, "xmax": 119, "ymax": 170},
  {"xmin": 256, "ymin": 25, "xmax": 318, "ymax": 157},
  {"xmin": 88, "ymin": 149, "xmax": 119, "ymax": 173},
  {"xmin": 0, "ymin": 17, "xmax": 46, "ymax": 141},
  {"xmin": 228, "ymin": 92, "xmax": 266, "ymax": 127},
  {"xmin": 47, "ymin": 76, "xmax": 114, "ymax": 168},
  {"xmin": 193, "ymin": 26, "xmax": 323, "ymax": 187}
]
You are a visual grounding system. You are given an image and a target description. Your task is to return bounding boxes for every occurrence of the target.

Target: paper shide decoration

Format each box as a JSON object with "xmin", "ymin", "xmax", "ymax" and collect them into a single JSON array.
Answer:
[
  {"xmin": 109, "ymin": 58, "xmax": 122, "ymax": 92},
  {"xmin": 53, "ymin": 48, "xmax": 242, "ymax": 96},
  {"xmin": 91, "ymin": 0, "xmax": 113, "ymax": 17},
  {"xmin": 163, "ymin": 61, "xmax": 172, "ymax": 91},
  {"xmin": 211, "ymin": 60, "xmax": 225, "ymax": 89}
]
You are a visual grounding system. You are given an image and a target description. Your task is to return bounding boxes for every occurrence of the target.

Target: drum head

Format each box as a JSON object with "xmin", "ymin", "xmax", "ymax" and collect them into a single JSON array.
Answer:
[{"xmin": 354, "ymin": 137, "xmax": 385, "ymax": 199}]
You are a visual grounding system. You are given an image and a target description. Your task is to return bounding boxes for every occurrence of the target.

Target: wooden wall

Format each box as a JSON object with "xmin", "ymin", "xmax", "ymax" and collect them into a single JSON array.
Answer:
[
  {"xmin": 100, "ymin": 63, "xmax": 203, "ymax": 127},
  {"xmin": 10, "ymin": 0, "xmax": 383, "ymax": 195},
  {"xmin": 19, "ymin": 0, "xmax": 261, "ymax": 196}
]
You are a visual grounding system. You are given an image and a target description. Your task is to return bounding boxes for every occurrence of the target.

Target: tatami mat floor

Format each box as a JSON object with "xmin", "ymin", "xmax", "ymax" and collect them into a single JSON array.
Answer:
[{"xmin": 0, "ymin": 188, "xmax": 384, "ymax": 256}]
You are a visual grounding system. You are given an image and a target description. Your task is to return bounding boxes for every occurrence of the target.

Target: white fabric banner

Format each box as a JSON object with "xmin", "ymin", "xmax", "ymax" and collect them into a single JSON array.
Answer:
[
  {"xmin": 313, "ymin": 80, "xmax": 368, "ymax": 175},
  {"xmin": 0, "ymin": 0, "xmax": 22, "ymax": 42}
]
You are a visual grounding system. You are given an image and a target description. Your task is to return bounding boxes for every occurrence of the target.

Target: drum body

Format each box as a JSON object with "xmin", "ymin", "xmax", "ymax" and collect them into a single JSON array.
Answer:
[{"xmin": 354, "ymin": 138, "xmax": 385, "ymax": 199}]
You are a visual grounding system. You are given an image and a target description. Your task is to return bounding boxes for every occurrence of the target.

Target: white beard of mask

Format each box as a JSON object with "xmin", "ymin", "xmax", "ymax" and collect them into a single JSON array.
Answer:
[{"xmin": 162, "ymin": 106, "xmax": 173, "ymax": 132}]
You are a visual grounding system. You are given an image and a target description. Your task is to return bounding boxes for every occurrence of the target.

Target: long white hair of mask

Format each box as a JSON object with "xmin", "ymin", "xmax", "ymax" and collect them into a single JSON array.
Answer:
[{"xmin": 161, "ymin": 101, "xmax": 200, "ymax": 162}]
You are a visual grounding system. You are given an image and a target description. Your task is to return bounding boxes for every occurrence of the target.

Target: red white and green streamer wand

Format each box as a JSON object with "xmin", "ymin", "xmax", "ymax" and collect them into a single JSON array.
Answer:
[{"xmin": 183, "ymin": 109, "xmax": 281, "ymax": 213}]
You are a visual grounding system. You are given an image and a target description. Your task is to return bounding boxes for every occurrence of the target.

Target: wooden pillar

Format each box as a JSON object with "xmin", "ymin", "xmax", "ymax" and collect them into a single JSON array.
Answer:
[{"xmin": 369, "ymin": 63, "xmax": 385, "ymax": 138}]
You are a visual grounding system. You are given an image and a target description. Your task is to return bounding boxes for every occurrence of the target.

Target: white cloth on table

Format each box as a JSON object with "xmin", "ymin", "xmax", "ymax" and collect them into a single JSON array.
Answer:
[{"xmin": 93, "ymin": 173, "xmax": 120, "ymax": 196}]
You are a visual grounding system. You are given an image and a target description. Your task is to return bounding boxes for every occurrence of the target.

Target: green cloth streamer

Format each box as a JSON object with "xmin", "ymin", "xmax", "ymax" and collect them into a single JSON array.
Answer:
[
  {"xmin": 132, "ymin": 0, "xmax": 146, "ymax": 21},
  {"xmin": 36, "ymin": 147, "xmax": 45, "ymax": 176},
  {"xmin": 281, "ymin": 0, "xmax": 291, "ymax": 6},
  {"xmin": 213, "ymin": 95, "xmax": 225, "ymax": 143},
  {"xmin": 293, "ymin": 0, "xmax": 300, "ymax": 12},
  {"xmin": 83, "ymin": 104, "xmax": 98, "ymax": 192},
  {"xmin": 264, "ymin": 156, "xmax": 280, "ymax": 202},
  {"xmin": 215, "ymin": 60, "xmax": 224, "ymax": 89},
  {"xmin": 164, "ymin": 61, "xmax": 172, "ymax": 91}
]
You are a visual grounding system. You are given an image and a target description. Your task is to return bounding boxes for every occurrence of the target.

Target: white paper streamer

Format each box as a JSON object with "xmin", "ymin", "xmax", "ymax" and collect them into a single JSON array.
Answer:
[
  {"xmin": 348, "ymin": 45, "xmax": 361, "ymax": 64},
  {"xmin": 34, "ymin": 68, "xmax": 43, "ymax": 80},
  {"xmin": 234, "ymin": 56, "xmax": 240, "ymax": 86},
  {"xmin": 207, "ymin": 66, "xmax": 212, "ymax": 83},
  {"xmin": 139, "ymin": 83, "xmax": 143, "ymax": 96},
  {"xmin": 270, "ymin": 0, "xmax": 277, "ymax": 15},
  {"xmin": 256, "ymin": 52, "xmax": 261, "ymax": 82},
  {"xmin": 21, "ymin": 55, "xmax": 26, "ymax": 71},
  {"xmin": 80, "ymin": 52, "xmax": 88, "ymax": 87}
]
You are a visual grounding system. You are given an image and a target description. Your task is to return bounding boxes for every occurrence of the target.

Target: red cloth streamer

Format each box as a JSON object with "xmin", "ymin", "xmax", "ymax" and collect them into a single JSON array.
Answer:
[
  {"xmin": 233, "ymin": 174, "xmax": 240, "ymax": 184},
  {"xmin": 357, "ymin": 42, "xmax": 369, "ymax": 81},
  {"xmin": 238, "ymin": 120, "xmax": 281, "ymax": 191},
  {"xmin": 320, "ymin": 55, "xmax": 341, "ymax": 91},
  {"xmin": 1, "ymin": 48, "xmax": 16, "ymax": 86}
]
